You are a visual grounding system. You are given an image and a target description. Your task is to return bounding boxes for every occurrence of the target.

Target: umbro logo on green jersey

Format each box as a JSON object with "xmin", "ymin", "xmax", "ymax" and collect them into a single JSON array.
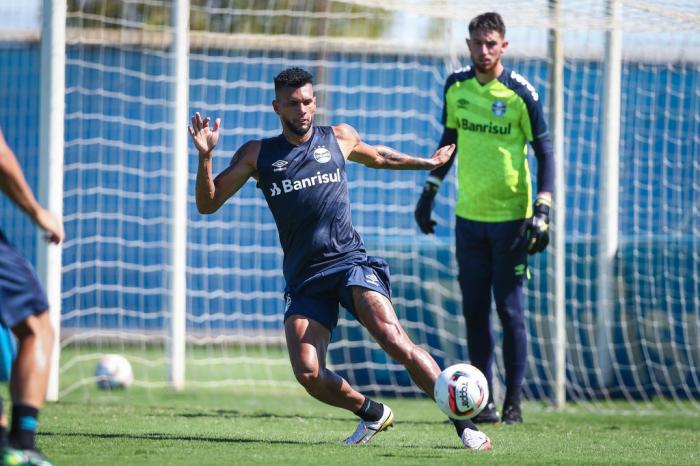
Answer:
[
  {"xmin": 456, "ymin": 118, "xmax": 511, "ymax": 135},
  {"xmin": 457, "ymin": 98, "xmax": 470, "ymax": 109}
]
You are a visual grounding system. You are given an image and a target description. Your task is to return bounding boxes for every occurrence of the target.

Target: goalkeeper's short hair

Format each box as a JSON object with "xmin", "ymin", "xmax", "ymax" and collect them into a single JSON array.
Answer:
[{"xmin": 468, "ymin": 12, "xmax": 506, "ymax": 37}]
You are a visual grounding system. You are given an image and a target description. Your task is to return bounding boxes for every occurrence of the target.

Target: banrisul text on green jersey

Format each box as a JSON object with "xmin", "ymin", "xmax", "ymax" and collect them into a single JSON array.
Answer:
[{"xmin": 455, "ymin": 118, "xmax": 511, "ymax": 135}]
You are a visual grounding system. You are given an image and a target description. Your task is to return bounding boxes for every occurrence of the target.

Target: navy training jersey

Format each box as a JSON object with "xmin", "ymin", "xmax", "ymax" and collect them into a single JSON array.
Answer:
[{"xmin": 256, "ymin": 126, "xmax": 366, "ymax": 291}]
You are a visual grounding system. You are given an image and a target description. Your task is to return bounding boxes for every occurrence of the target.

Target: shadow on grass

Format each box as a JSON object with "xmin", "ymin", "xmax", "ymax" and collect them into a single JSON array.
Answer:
[
  {"xmin": 39, "ymin": 431, "xmax": 465, "ymax": 450},
  {"xmin": 168, "ymin": 409, "xmax": 447, "ymax": 426},
  {"xmin": 40, "ymin": 431, "xmax": 328, "ymax": 446}
]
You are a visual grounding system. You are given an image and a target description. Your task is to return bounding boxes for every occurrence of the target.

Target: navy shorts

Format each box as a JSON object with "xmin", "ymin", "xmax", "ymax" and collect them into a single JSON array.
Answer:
[
  {"xmin": 0, "ymin": 230, "xmax": 49, "ymax": 329},
  {"xmin": 283, "ymin": 256, "xmax": 392, "ymax": 331}
]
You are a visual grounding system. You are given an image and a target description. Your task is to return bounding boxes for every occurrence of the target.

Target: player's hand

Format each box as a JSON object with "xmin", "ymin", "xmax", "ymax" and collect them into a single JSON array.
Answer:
[
  {"xmin": 188, "ymin": 112, "xmax": 221, "ymax": 158},
  {"xmin": 428, "ymin": 144, "xmax": 455, "ymax": 169},
  {"xmin": 34, "ymin": 208, "xmax": 65, "ymax": 245},
  {"xmin": 414, "ymin": 180, "xmax": 440, "ymax": 234},
  {"xmin": 527, "ymin": 197, "xmax": 551, "ymax": 254}
]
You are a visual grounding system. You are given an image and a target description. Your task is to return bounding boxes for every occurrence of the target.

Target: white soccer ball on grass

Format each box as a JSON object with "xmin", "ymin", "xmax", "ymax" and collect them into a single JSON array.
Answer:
[
  {"xmin": 95, "ymin": 354, "xmax": 134, "ymax": 390},
  {"xmin": 434, "ymin": 363, "xmax": 489, "ymax": 420}
]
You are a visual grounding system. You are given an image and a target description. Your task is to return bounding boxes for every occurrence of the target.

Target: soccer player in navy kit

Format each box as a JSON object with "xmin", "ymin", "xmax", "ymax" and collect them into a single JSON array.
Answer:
[
  {"xmin": 0, "ymin": 127, "xmax": 64, "ymax": 466},
  {"xmin": 415, "ymin": 12, "xmax": 555, "ymax": 425},
  {"xmin": 189, "ymin": 67, "xmax": 492, "ymax": 451}
]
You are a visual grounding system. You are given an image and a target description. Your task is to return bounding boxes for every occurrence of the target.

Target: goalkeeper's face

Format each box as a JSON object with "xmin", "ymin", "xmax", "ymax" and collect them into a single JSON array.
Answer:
[
  {"xmin": 273, "ymin": 83, "xmax": 317, "ymax": 137},
  {"xmin": 467, "ymin": 29, "xmax": 508, "ymax": 74}
]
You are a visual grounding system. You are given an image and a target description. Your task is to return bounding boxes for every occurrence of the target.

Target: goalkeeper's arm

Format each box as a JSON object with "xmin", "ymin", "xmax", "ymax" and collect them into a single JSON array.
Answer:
[
  {"xmin": 527, "ymin": 134, "xmax": 555, "ymax": 254},
  {"xmin": 414, "ymin": 128, "xmax": 458, "ymax": 234}
]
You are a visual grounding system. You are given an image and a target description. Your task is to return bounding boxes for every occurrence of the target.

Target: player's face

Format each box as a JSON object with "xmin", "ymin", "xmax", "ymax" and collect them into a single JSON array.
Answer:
[
  {"xmin": 273, "ymin": 83, "xmax": 316, "ymax": 137},
  {"xmin": 467, "ymin": 29, "xmax": 508, "ymax": 74}
]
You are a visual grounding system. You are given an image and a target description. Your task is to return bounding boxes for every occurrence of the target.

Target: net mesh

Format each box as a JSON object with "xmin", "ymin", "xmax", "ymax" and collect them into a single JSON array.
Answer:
[{"xmin": 0, "ymin": 0, "xmax": 697, "ymax": 411}]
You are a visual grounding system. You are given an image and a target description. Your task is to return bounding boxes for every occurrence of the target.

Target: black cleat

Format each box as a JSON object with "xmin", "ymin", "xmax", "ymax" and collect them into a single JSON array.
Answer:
[
  {"xmin": 472, "ymin": 402, "xmax": 500, "ymax": 424},
  {"xmin": 501, "ymin": 403, "xmax": 523, "ymax": 425}
]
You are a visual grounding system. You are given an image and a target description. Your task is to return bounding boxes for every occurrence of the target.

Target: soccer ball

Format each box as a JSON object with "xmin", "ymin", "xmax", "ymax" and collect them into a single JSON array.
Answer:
[
  {"xmin": 434, "ymin": 363, "xmax": 489, "ymax": 420},
  {"xmin": 95, "ymin": 354, "xmax": 134, "ymax": 390}
]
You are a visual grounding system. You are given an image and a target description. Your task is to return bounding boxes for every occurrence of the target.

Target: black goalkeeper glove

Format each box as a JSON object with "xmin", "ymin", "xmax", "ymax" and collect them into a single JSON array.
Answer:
[
  {"xmin": 527, "ymin": 196, "xmax": 551, "ymax": 254},
  {"xmin": 414, "ymin": 179, "xmax": 440, "ymax": 234}
]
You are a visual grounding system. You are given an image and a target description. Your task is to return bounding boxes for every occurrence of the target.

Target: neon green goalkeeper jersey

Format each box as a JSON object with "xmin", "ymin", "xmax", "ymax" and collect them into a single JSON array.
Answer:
[{"xmin": 442, "ymin": 66, "xmax": 550, "ymax": 222}]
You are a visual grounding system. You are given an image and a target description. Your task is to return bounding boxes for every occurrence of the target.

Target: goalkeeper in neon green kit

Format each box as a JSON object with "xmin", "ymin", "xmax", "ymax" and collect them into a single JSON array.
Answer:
[{"xmin": 415, "ymin": 11, "xmax": 554, "ymax": 425}]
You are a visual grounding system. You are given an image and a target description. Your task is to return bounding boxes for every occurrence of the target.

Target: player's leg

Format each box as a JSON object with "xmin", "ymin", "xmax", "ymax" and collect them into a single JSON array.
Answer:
[
  {"xmin": 455, "ymin": 217, "xmax": 499, "ymax": 423},
  {"xmin": 10, "ymin": 313, "xmax": 54, "ymax": 411},
  {"xmin": 284, "ymin": 314, "xmax": 364, "ymax": 411},
  {"xmin": 351, "ymin": 287, "xmax": 440, "ymax": 393},
  {"xmin": 350, "ymin": 286, "xmax": 491, "ymax": 451},
  {"xmin": 0, "ymin": 231, "xmax": 55, "ymax": 464},
  {"xmin": 0, "ymin": 323, "xmax": 15, "ymax": 447},
  {"xmin": 0, "ymin": 396, "xmax": 6, "ymax": 447},
  {"xmin": 490, "ymin": 219, "xmax": 529, "ymax": 424},
  {"xmin": 284, "ymin": 313, "xmax": 394, "ymax": 445}
]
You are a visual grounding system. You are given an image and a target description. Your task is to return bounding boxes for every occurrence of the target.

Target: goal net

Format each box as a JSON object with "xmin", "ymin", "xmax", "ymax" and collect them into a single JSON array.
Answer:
[{"xmin": 2, "ymin": 0, "xmax": 697, "ymax": 412}]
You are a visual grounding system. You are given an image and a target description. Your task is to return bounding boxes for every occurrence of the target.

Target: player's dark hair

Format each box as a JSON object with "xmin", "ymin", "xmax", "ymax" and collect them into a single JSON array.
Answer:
[
  {"xmin": 274, "ymin": 67, "xmax": 313, "ymax": 94},
  {"xmin": 468, "ymin": 12, "xmax": 506, "ymax": 37}
]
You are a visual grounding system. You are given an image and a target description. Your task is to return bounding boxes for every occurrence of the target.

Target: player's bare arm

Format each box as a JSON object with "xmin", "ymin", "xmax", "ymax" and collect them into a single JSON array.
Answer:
[
  {"xmin": 332, "ymin": 123, "xmax": 454, "ymax": 170},
  {"xmin": 189, "ymin": 112, "xmax": 259, "ymax": 214},
  {"xmin": 0, "ymin": 129, "xmax": 64, "ymax": 244}
]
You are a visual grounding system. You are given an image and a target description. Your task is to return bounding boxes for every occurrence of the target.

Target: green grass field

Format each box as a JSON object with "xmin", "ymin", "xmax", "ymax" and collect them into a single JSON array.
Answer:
[
  {"xmin": 33, "ymin": 389, "xmax": 699, "ymax": 465},
  {"xmin": 17, "ymin": 345, "xmax": 699, "ymax": 465}
]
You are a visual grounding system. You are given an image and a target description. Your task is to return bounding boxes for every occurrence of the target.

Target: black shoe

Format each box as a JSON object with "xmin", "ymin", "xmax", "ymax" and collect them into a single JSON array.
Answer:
[
  {"xmin": 501, "ymin": 403, "xmax": 523, "ymax": 425},
  {"xmin": 472, "ymin": 402, "xmax": 500, "ymax": 424}
]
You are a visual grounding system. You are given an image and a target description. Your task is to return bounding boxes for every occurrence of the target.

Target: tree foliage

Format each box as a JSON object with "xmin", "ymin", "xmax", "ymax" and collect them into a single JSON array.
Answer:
[{"xmin": 67, "ymin": 0, "xmax": 392, "ymax": 38}]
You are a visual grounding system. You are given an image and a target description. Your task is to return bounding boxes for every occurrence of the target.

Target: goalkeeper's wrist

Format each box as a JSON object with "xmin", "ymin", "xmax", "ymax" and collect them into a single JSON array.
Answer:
[
  {"xmin": 534, "ymin": 195, "xmax": 551, "ymax": 216},
  {"xmin": 421, "ymin": 176, "xmax": 442, "ymax": 199}
]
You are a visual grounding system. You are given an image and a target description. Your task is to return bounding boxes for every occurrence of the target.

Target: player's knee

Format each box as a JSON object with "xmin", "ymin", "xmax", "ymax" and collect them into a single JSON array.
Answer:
[
  {"xmin": 463, "ymin": 309, "xmax": 488, "ymax": 328},
  {"xmin": 294, "ymin": 367, "xmax": 322, "ymax": 393},
  {"xmin": 496, "ymin": 305, "xmax": 525, "ymax": 329}
]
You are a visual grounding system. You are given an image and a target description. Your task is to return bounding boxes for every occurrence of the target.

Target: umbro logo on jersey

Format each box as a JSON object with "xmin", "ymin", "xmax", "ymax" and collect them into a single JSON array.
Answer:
[
  {"xmin": 313, "ymin": 146, "xmax": 331, "ymax": 163},
  {"xmin": 365, "ymin": 273, "xmax": 380, "ymax": 287},
  {"xmin": 457, "ymin": 98, "xmax": 470, "ymax": 109},
  {"xmin": 269, "ymin": 168, "xmax": 341, "ymax": 197},
  {"xmin": 272, "ymin": 160, "xmax": 288, "ymax": 172}
]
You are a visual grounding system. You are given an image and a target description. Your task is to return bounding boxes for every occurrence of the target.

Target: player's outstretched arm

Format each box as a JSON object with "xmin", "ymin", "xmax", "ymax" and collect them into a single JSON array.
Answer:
[
  {"xmin": 0, "ymin": 128, "xmax": 64, "ymax": 244},
  {"xmin": 333, "ymin": 124, "xmax": 454, "ymax": 170},
  {"xmin": 188, "ymin": 112, "xmax": 259, "ymax": 214}
]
